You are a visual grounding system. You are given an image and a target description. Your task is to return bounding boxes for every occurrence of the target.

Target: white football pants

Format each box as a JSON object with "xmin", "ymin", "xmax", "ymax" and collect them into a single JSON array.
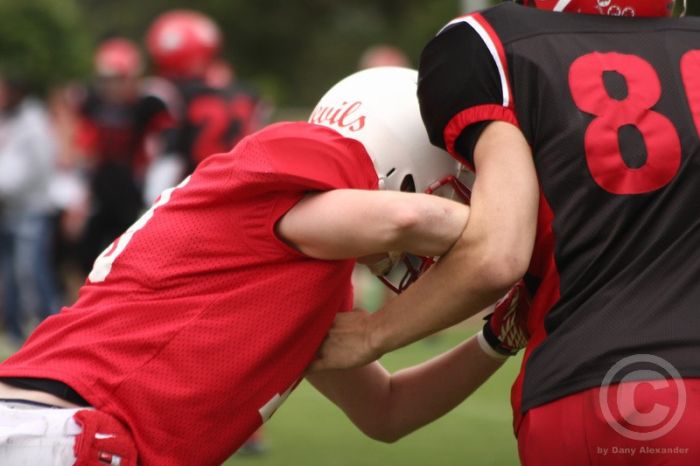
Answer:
[{"xmin": 0, "ymin": 401, "xmax": 84, "ymax": 465}]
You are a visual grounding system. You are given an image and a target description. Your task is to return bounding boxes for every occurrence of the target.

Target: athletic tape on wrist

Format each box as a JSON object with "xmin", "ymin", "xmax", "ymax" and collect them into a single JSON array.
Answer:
[{"xmin": 476, "ymin": 330, "xmax": 509, "ymax": 360}]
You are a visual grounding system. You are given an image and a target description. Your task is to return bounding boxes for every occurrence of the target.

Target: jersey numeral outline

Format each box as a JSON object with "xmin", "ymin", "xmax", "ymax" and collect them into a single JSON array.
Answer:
[
  {"xmin": 88, "ymin": 176, "xmax": 191, "ymax": 283},
  {"xmin": 189, "ymin": 94, "xmax": 257, "ymax": 165},
  {"xmin": 568, "ymin": 52, "xmax": 684, "ymax": 195},
  {"xmin": 258, "ymin": 383, "xmax": 295, "ymax": 423},
  {"xmin": 681, "ymin": 50, "xmax": 700, "ymax": 137}
]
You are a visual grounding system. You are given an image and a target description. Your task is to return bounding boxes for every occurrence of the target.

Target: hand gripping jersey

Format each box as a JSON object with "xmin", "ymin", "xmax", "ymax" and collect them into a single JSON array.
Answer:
[
  {"xmin": 418, "ymin": 3, "xmax": 700, "ymax": 429},
  {"xmin": 0, "ymin": 122, "xmax": 377, "ymax": 465}
]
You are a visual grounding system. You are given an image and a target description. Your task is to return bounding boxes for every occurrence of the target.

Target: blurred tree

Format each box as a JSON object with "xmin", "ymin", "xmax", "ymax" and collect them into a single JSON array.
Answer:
[
  {"xmin": 75, "ymin": 0, "xmax": 460, "ymax": 107},
  {"xmin": 4, "ymin": 0, "xmax": 694, "ymax": 106},
  {"xmin": 0, "ymin": 0, "xmax": 91, "ymax": 95}
]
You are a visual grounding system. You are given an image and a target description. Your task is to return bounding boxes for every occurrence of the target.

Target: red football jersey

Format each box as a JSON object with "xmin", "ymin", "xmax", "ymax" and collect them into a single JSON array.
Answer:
[{"xmin": 0, "ymin": 122, "xmax": 378, "ymax": 466}]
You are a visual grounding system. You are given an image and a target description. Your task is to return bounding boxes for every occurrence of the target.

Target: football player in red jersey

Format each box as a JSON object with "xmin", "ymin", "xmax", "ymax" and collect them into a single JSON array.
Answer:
[
  {"xmin": 314, "ymin": 1, "xmax": 700, "ymax": 465},
  {"xmin": 75, "ymin": 37, "xmax": 174, "ymax": 273},
  {"xmin": 143, "ymin": 9, "xmax": 267, "ymax": 202},
  {"xmin": 0, "ymin": 67, "xmax": 527, "ymax": 466}
]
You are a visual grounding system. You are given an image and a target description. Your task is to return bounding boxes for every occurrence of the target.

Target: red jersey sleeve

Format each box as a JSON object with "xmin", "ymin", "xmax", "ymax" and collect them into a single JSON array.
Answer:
[
  {"xmin": 223, "ymin": 121, "xmax": 379, "ymax": 258},
  {"xmin": 254, "ymin": 122, "xmax": 378, "ymax": 192}
]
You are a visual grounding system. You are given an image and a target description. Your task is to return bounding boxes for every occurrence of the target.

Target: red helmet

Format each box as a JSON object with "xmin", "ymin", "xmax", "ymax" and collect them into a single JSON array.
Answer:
[
  {"xmin": 518, "ymin": 0, "xmax": 674, "ymax": 16},
  {"xmin": 146, "ymin": 10, "xmax": 221, "ymax": 78},
  {"xmin": 94, "ymin": 38, "xmax": 143, "ymax": 78}
]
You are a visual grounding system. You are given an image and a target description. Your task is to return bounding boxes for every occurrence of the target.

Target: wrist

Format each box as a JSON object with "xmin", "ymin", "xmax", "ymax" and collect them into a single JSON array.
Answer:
[
  {"xmin": 366, "ymin": 311, "xmax": 390, "ymax": 360},
  {"xmin": 476, "ymin": 330, "xmax": 510, "ymax": 360}
]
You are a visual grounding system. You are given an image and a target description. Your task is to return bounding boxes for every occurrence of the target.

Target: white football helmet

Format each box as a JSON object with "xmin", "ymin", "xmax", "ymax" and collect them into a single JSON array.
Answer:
[
  {"xmin": 309, "ymin": 66, "xmax": 470, "ymax": 197},
  {"xmin": 309, "ymin": 66, "xmax": 472, "ymax": 292}
]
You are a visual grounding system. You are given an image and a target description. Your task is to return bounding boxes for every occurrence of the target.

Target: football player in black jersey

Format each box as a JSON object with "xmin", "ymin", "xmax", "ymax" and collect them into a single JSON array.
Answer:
[
  {"xmin": 142, "ymin": 10, "xmax": 267, "ymax": 203},
  {"xmin": 76, "ymin": 38, "xmax": 173, "ymax": 273},
  {"xmin": 314, "ymin": 0, "xmax": 700, "ymax": 464}
]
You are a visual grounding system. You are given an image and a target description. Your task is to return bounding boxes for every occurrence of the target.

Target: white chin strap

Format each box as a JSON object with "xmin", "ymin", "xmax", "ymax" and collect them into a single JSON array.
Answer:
[{"xmin": 680, "ymin": 0, "xmax": 687, "ymax": 17}]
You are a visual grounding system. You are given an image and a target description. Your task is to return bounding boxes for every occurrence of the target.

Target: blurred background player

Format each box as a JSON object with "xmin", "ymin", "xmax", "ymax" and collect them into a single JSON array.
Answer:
[
  {"xmin": 143, "ymin": 9, "xmax": 268, "ymax": 204},
  {"xmin": 74, "ymin": 37, "xmax": 173, "ymax": 274},
  {"xmin": 146, "ymin": 14, "xmax": 270, "ymax": 452},
  {"xmin": 358, "ymin": 43, "xmax": 411, "ymax": 70},
  {"xmin": 0, "ymin": 73, "xmax": 60, "ymax": 346}
]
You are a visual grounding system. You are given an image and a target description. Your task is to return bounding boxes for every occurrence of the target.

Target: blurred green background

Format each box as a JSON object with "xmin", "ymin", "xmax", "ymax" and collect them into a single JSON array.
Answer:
[
  {"xmin": 0, "ymin": 0, "xmax": 463, "ymax": 106},
  {"xmin": 4, "ymin": 0, "xmax": 695, "ymax": 107}
]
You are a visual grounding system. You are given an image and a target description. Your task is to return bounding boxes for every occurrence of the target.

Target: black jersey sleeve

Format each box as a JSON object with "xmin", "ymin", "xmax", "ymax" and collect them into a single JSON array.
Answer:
[{"xmin": 418, "ymin": 19, "xmax": 516, "ymax": 169}]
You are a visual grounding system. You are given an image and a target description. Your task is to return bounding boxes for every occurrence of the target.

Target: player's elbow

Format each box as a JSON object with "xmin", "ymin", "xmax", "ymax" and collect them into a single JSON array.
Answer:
[
  {"xmin": 477, "ymin": 247, "xmax": 530, "ymax": 294},
  {"xmin": 356, "ymin": 404, "xmax": 424, "ymax": 443},
  {"xmin": 381, "ymin": 195, "xmax": 466, "ymax": 255},
  {"xmin": 370, "ymin": 431, "xmax": 403, "ymax": 444},
  {"xmin": 358, "ymin": 421, "xmax": 407, "ymax": 444},
  {"xmin": 455, "ymin": 230, "xmax": 531, "ymax": 295},
  {"xmin": 381, "ymin": 200, "xmax": 424, "ymax": 247}
]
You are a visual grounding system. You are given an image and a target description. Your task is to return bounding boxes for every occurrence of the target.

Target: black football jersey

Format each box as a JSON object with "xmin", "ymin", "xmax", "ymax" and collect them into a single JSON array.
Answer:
[
  {"xmin": 418, "ymin": 3, "xmax": 700, "ymax": 418},
  {"xmin": 165, "ymin": 79, "xmax": 264, "ymax": 174},
  {"xmin": 79, "ymin": 87, "xmax": 170, "ymax": 174}
]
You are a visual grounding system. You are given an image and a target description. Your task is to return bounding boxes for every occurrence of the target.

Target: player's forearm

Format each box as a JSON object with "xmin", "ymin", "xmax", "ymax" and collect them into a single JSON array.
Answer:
[
  {"xmin": 368, "ymin": 122, "xmax": 538, "ymax": 357},
  {"xmin": 308, "ymin": 212, "xmax": 527, "ymax": 373},
  {"xmin": 277, "ymin": 189, "xmax": 469, "ymax": 260},
  {"xmin": 308, "ymin": 335, "xmax": 504, "ymax": 443},
  {"xmin": 378, "ymin": 335, "xmax": 504, "ymax": 442},
  {"xmin": 388, "ymin": 193, "xmax": 469, "ymax": 257},
  {"xmin": 367, "ymin": 231, "xmax": 518, "ymax": 357}
]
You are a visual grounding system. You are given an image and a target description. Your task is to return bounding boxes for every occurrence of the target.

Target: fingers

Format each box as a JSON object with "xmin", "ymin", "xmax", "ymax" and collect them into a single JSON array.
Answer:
[{"xmin": 308, "ymin": 308, "xmax": 375, "ymax": 372}]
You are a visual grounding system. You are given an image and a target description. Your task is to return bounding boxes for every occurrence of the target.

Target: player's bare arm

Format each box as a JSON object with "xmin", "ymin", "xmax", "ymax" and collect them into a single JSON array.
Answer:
[
  {"xmin": 307, "ymin": 285, "xmax": 529, "ymax": 440},
  {"xmin": 311, "ymin": 121, "xmax": 538, "ymax": 370},
  {"xmin": 276, "ymin": 189, "xmax": 469, "ymax": 260},
  {"xmin": 307, "ymin": 332, "xmax": 504, "ymax": 443}
]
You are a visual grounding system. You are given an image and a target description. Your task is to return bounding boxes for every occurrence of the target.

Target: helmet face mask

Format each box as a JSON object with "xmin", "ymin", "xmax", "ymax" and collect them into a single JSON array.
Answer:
[
  {"xmin": 379, "ymin": 254, "xmax": 436, "ymax": 294},
  {"xmin": 515, "ymin": 0, "xmax": 675, "ymax": 17},
  {"xmin": 378, "ymin": 173, "xmax": 472, "ymax": 294},
  {"xmin": 310, "ymin": 67, "xmax": 472, "ymax": 293}
]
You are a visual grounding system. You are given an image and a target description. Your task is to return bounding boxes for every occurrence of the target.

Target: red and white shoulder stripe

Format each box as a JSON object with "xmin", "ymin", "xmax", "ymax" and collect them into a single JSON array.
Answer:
[
  {"xmin": 435, "ymin": 13, "xmax": 520, "ymax": 165},
  {"xmin": 438, "ymin": 13, "xmax": 513, "ymax": 108}
]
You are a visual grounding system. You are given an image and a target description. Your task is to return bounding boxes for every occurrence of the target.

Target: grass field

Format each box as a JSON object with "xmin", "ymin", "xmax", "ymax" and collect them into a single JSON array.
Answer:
[{"xmin": 227, "ymin": 327, "xmax": 521, "ymax": 466}]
